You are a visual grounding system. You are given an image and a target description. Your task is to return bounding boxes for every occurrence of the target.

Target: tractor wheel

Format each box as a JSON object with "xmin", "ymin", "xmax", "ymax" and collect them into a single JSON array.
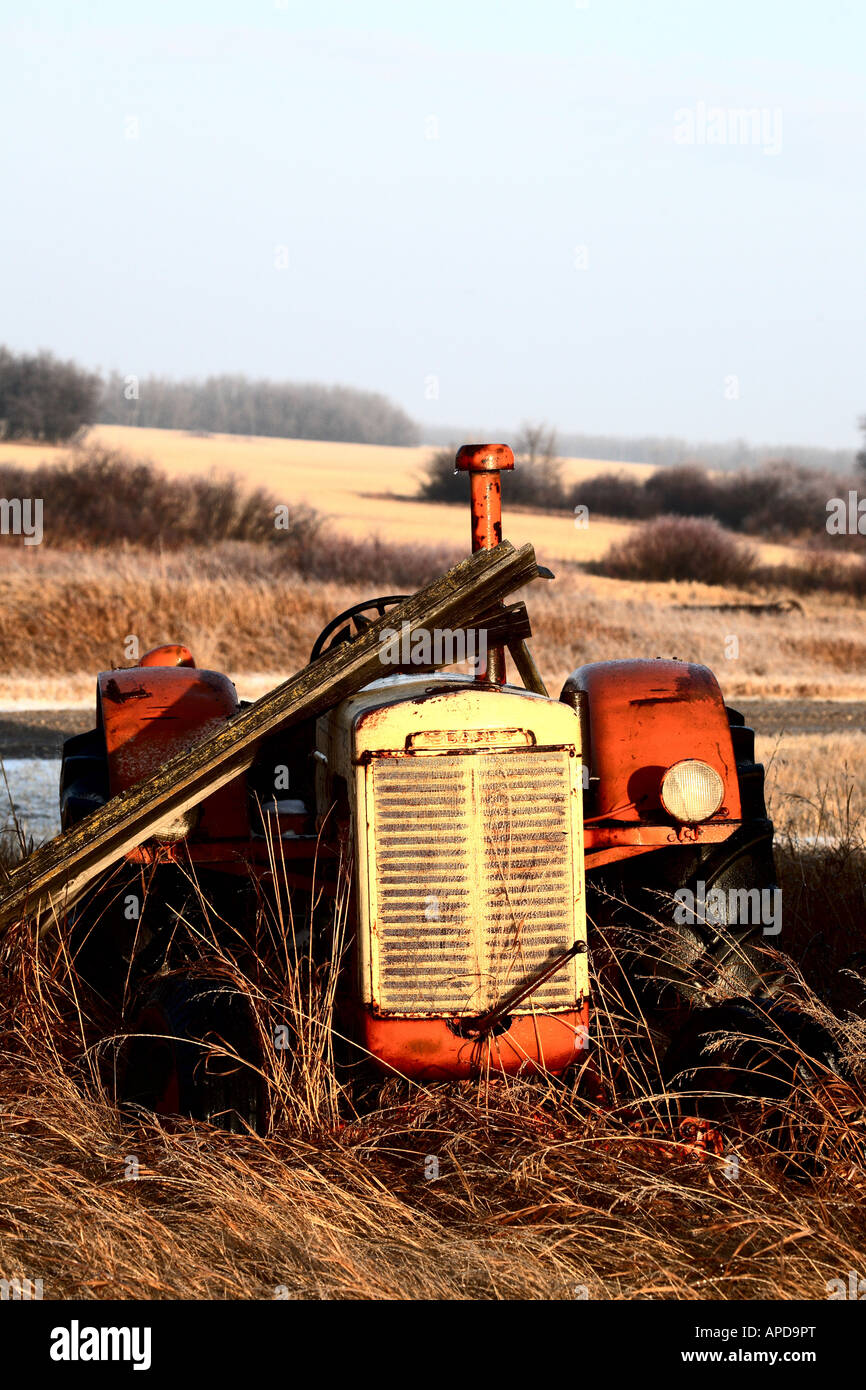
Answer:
[
  {"xmin": 586, "ymin": 710, "xmax": 780, "ymax": 1019},
  {"xmin": 586, "ymin": 819, "xmax": 780, "ymax": 1021},
  {"xmin": 119, "ymin": 974, "xmax": 267, "ymax": 1133},
  {"xmin": 661, "ymin": 996, "xmax": 849, "ymax": 1178},
  {"xmin": 663, "ymin": 996, "xmax": 845, "ymax": 1101}
]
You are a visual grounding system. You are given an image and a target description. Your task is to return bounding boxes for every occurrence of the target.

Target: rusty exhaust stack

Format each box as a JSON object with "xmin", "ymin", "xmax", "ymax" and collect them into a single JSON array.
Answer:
[{"xmin": 455, "ymin": 443, "xmax": 514, "ymax": 684}]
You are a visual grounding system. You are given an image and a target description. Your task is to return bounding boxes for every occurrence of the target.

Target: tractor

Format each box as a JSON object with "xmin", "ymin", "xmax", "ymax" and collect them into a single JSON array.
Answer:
[{"xmin": 59, "ymin": 443, "xmax": 790, "ymax": 1127}]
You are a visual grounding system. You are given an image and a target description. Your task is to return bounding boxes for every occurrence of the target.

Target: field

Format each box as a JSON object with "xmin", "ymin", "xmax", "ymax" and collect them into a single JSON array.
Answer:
[
  {"xmin": 1, "ymin": 545, "xmax": 865, "ymax": 707},
  {"xmin": 0, "ymin": 422, "xmax": 802, "ymax": 568},
  {"xmin": 1, "ymin": 426, "xmax": 865, "ymax": 1302}
]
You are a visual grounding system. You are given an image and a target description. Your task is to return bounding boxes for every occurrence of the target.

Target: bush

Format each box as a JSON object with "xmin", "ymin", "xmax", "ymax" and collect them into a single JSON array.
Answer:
[
  {"xmin": 592, "ymin": 515, "xmax": 758, "ymax": 587},
  {"xmin": 572, "ymin": 471, "xmax": 651, "ymax": 520},
  {"xmin": 0, "ymin": 347, "xmax": 100, "ymax": 443},
  {"xmin": 642, "ymin": 464, "xmax": 724, "ymax": 519},
  {"xmin": 504, "ymin": 460, "xmax": 564, "ymax": 510},
  {"xmin": 573, "ymin": 460, "xmax": 846, "ymax": 541},
  {"xmin": 418, "ymin": 447, "xmax": 464, "ymax": 503},
  {"xmin": 0, "ymin": 446, "xmax": 292, "ymax": 549},
  {"xmin": 711, "ymin": 461, "xmax": 837, "ymax": 538},
  {"xmin": 426, "ymin": 450, "xmax": 853, "ymax": 545}
]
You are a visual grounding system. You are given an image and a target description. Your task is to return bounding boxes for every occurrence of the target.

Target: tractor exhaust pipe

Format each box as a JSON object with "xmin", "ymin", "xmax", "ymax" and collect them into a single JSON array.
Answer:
[{"xmin": 455, "ymin": 443, "xmax": 515, "ymax": 684}]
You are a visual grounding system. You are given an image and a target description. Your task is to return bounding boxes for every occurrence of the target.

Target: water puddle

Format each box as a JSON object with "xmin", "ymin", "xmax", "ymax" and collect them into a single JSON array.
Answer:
[{"xmin": 0, "ymin": 758, "xmax": 62, "ymax": 845}]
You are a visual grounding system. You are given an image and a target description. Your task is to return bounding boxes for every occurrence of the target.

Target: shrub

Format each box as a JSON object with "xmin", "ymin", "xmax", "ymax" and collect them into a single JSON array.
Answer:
[
  {"xmin": 714, "ymin": 461, "xmax": 838, "ymax": 538},
  {"xmin": 571, "ymin": 471, "xmax": 650, "ymax": 520},
  {"xmin": 418, "ymin": 447, "xmax": 464, "ymax": 503},
  {"xmin": 642, "ymin": 464, "xmax": 723, "ymax": 519},
  {"xmin": 592, "ymin": 515, "xmax": 758, "ymax": 586},
  {"xmin": 0, "ymin": 446, "xmax": 280, "ymax": 549},
  {"xmin": 504, "ymin": 460, "xmax": 564, "ymax": 510},
  {"xmin": 573, "ymin": 460, "xmax": 848, "ymax": 541}
]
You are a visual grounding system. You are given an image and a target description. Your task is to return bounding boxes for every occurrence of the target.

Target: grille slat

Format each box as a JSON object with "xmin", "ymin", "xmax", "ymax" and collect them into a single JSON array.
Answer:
[{"xmin": 369, "ymin": 749, "xmax": 579, "ymax": 1016}]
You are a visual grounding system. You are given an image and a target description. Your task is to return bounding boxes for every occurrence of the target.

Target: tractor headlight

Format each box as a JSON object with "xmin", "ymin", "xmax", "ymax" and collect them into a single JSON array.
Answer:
[{"xmin": 660, "ymin": 759, "xmax": 724, "ymax": 823}]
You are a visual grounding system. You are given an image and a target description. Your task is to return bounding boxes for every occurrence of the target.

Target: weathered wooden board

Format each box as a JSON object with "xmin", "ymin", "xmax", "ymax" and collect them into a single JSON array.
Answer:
[{"xmin": 0, "ymin": 540, "xmax": 539, "ymax": 931}]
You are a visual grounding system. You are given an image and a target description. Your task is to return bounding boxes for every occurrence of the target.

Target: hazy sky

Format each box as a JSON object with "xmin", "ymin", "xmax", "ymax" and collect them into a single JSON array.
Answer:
[{"xmin": 1, "ymin": 1, "xmax": 863, "ymax": 446}]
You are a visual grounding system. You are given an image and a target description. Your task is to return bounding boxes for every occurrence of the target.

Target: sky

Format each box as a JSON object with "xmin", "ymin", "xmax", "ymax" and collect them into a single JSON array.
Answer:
[{"xmin": 1, "ymin": 0, "xmax": 863, "ymax": 447}]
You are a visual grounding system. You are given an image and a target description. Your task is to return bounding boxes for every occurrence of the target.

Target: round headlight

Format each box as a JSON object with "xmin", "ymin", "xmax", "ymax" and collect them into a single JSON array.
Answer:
[{"xmin": 660, "ymin": 759, "xmax": 724, "ymax": 823}]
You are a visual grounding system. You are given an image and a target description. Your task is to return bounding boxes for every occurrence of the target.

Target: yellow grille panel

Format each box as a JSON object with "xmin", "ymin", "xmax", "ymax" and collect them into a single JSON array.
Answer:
[{"xmin": 368, "ymin": 749, "xmax": 580, "ymax": 1016}]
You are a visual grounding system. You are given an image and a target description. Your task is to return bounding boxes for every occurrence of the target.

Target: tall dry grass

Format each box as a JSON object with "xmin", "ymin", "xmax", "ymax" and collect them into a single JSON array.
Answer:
[
  {"xmin": 0, "ymin": 816, "xmax": 865, "ymax": 1300},
  {"xmin": 0, "ymin": 542, "xmax": 461, "ymax": 684}
]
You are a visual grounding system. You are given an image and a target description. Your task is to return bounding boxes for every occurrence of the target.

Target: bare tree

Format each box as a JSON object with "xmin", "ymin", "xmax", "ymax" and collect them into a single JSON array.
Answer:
[
  {"xmin": 514, "ymin": 422, "xmax": 560, "ymax": 468},
  {"xmin": 508, "ymin": 422, "xmax": 564, "ymax": 508}
]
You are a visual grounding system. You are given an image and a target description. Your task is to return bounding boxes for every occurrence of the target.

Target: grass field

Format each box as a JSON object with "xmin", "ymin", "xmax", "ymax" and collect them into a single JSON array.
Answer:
[{"xmin": 0, "ymin": 423, "xmax": 829, "ymax": 709}]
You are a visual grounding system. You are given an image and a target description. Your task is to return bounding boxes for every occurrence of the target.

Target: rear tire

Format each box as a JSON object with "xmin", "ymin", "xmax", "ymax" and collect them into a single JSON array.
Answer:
[
  {"xmin": 586, "ymin": 709, "xmax": 780, "ymax": 1016},
  {"xmin": 661, "ymin": 996, "xmax": 849, "ymax": 1178},
  {"xmin": 120, "ymin": 974, "xmax": 267, "ymax": 1133},
  {"xmin": 587, "ymin": 820, "xmax": 781, "ymax": 1019}
]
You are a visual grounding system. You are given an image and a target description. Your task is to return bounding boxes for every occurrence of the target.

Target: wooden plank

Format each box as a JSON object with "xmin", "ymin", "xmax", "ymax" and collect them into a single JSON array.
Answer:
[
  {"xmin": 0, "ymin": 540, "xmax": 539, "ymax": 931},
  {"xmin": 470, "ymin": 601, "xmax": 532, "ymax": 648},
  {"xmin": 380, "ymin": 601, "xmax": 533, "ymax": 674}
]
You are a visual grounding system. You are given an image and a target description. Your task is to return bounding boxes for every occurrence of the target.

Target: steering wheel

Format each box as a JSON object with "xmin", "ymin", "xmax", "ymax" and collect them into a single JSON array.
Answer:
[{"xmin": 310, "ymin": 596, "xmax": 409, "ymax": 662}]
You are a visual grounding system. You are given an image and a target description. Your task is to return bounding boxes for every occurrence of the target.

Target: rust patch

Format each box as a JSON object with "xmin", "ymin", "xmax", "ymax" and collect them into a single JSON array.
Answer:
[
  {"xmin": 102, "ymin": 679, "xmax": 150, "ymax": 704},
  {"xmin": 629, "ymin": 694, "xmax": 686, "ymax": 707}
]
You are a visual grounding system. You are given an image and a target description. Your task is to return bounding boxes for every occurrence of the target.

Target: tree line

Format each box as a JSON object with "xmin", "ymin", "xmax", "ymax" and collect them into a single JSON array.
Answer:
[
  {"xmin": 0, "ymin": 348, "xmax": 101, "ymax": 444},
  {"xmin": 1, "ymin": 344, "xmax": 861, "ymax": 469},
  {"xmin": 0, "ymin": 348, "xmax": 419, "ymax": 447},
  {"xmin": 421, "ymin": 423, "xmax": 857, "ymax": 475},
  {"xmin": 98, "ymin": 371, "xmax": 419, "ymax": 445}
]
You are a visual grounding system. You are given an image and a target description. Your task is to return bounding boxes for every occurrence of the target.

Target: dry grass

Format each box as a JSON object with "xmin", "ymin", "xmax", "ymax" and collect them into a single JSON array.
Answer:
[
  {"xmin": 2, "ymin": 546, "xmax": 866, "ymax": 706},
  {"xmin": 1, "ymin": 650, "xmax": 865, "ymax": 1301},
  {"xmin": 1, "ymin": 826, "xmax": 865, "ymax": 1302},
  {"xmin": 760, "ymin": 733, "xmax": 866, "ymax": 843},
  {"xmin": 528, "ymin": 569, "xmax": 866, "ymax": 702},
  {"xmin": 1, "ymin": 435, "xmax": 865, "ymax": 1301},
  {"xmin": 0, "ymin": 543, "xmax": 461, "ymax": 695}
]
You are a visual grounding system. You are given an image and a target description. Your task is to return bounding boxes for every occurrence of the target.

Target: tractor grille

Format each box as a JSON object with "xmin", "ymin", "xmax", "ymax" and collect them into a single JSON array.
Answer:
[{"xmin": 368, "ymin": 748, "xmax": 580, "ymax": 1016}]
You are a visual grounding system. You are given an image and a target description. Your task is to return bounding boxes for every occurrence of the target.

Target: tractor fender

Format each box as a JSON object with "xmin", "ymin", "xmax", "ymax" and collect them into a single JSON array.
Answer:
[
  {"xmin": 98, "ymin": 666, "xmax": 239, "ymax": 793},
  {"xmin": 96, "ymin": 666, "xmax": 248, "ymax": 839},
  {"xmin": 561, "ymin": 658, "xmax": 742, "ymax": 824}
]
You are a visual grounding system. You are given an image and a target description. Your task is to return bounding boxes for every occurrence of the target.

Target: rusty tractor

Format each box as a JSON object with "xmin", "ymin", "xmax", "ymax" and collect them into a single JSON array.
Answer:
[{"xmin": 52, "ymin": 443, "xmax": 835, "ymax": 1129}]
